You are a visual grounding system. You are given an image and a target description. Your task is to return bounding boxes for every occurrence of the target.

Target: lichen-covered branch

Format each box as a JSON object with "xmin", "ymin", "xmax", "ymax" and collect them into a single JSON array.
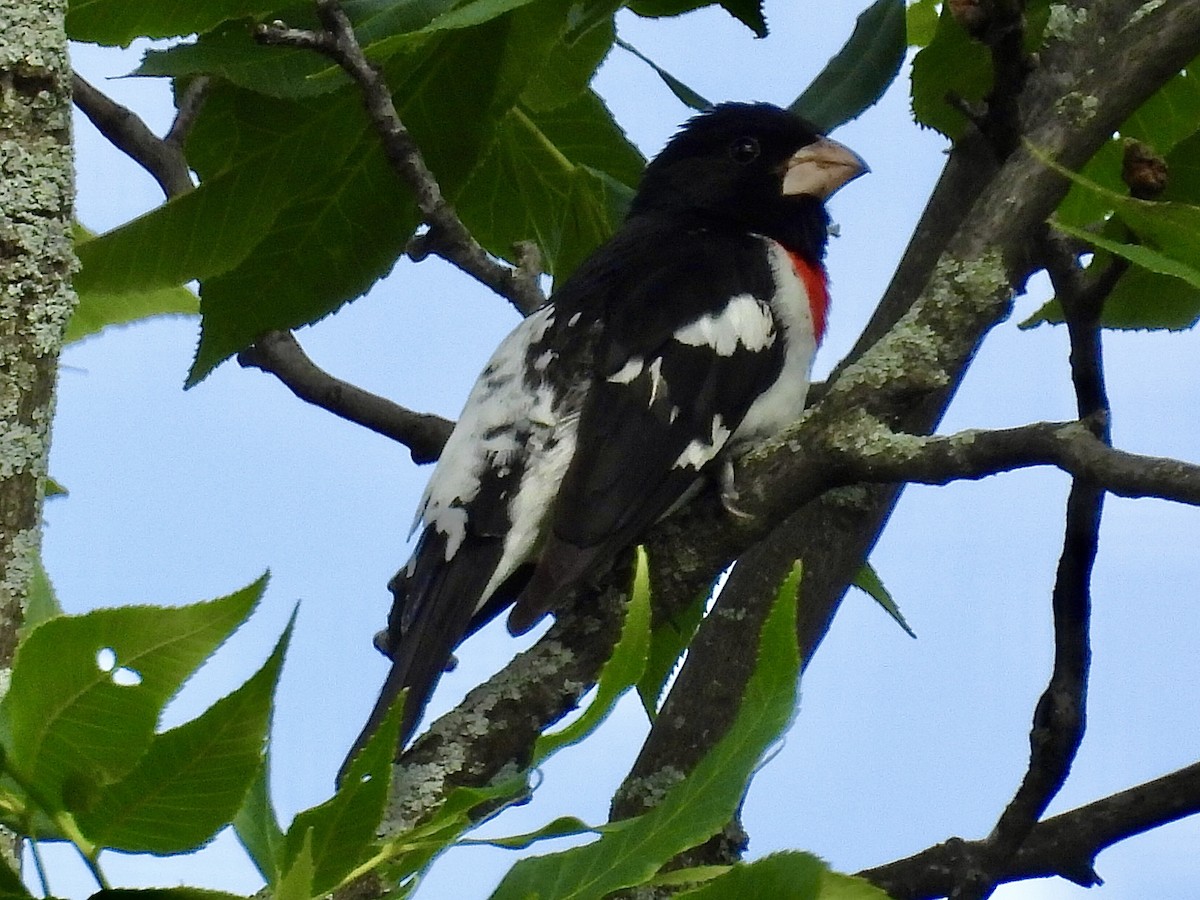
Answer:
[
  {"xmin": 256, "ymin": 0, "xmax": 546, "ymax": 315},
  {"xmin": 610, "ymin": 0, "xmax": 1200, "ymax": 868},
  {"xmin": 238, "ymin": 331, "xmax": 453, "ymax": 464},
  {"xmin": 0, "ymin": 0, "xmax": 76, "ymax": 871}
]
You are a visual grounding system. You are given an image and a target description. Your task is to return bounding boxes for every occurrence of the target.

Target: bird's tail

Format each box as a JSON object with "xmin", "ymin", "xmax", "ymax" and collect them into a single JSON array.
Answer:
[{"xmin": 339, "ymin": 529, "xmax": 500, "ymax": 782}]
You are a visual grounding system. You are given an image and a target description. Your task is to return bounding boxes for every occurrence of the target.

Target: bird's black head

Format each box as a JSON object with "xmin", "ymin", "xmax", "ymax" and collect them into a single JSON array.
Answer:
[{"xmin": 629, "ymin": 102, "xmax": 866, "ymax": 261}]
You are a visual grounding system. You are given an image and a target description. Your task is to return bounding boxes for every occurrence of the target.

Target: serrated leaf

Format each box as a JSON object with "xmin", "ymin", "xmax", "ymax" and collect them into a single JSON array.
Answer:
[
  {"xmin": 626, "ymin": 0, "xmax": 765, "ymax": 36},
  {"xmin": 1, "ymin": 577, "xmax": 266, "ymax": 809},
  {"xmin": 454, "ymin": 100, "xmax": 636, "ymax": 281},
  {"xmin": 182, "ymin": 2, "xmax": 581, "ymax": 382},
  {"xmin": 909, "ymin": 7, "xmax": 990, "ymax": 137},
  {"xmin": 790, "ymin": 0, "xmax": 905, "ymax": 133},
  {"xmin": 66, "ymin": 0, "xmax": 283, "ymax": 46},
  {"xmin": 135, "ymin": 23, "xmax": 346, "ymax": 100},
  {"xmin": 636, "ymin": 578, "xmax": 712, "ymax": 721},
  {"xmin": 852, "ymin": 563, "xmax": 915, "ymax": 638},
  {"xmin": 521, "ymin": 11, "xmax": 616, "ymax": 112},
  {"xmin": 234, "ymin": 758, "xmax": 286, "ymax": 885},
  {"xmin": 490, "ymin": 563, "xmax": 802, "ymax": 900},
  {"xmin": 461, "ymin": 815, "xmax": 598, "ymax": 850},
  {"xmin": 614, "ymin": 37, "xmax": 711, "ymax": 111},
  {"xmin": 534, "ymin": 548, "xmax": 651, "ymax": 760},
  {"xmin": 282, "ymin": 678, "xmax": 404, "ymax": 893},
  {"xmin": 75, "ymin": 614, "xmax": 293, "ymax": 854}
]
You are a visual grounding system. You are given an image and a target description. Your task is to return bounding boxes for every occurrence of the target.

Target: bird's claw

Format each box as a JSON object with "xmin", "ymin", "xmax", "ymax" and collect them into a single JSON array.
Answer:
[{"xmin": 719, "ymin": 460, "xmax": 754, "ymax": 519}]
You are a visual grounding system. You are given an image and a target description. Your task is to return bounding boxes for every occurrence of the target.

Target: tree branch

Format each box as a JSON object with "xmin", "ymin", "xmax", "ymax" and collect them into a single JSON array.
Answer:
[
  {"xmin": 609, "ymin": 0, "xmax": 1200, "ymax": 865},
  {"xmin": 255, "ymin": 0, "xmax": 546, "ymax": 315},
  {"xmin": 237, "ymin": 330, "xmax": 452, "ymax": 464},
  {"xmin": 859, "ymin": 761, "xmax": 1200, "ymax": 899},
  {"xmin": 72, "ymin": 73, "xmax": 197, "ymax": 199}
]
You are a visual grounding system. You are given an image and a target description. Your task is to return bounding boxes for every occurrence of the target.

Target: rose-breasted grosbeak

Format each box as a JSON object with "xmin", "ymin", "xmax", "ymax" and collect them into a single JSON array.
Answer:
[{"xmin": 348, "ymin": 102, "xmax": 865, "ymax": 767}]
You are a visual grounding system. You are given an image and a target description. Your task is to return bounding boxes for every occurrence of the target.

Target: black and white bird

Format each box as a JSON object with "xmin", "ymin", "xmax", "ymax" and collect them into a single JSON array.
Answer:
[{"xmin": 348, "ymin": 102, "xmax": 866, "ymax": 765}]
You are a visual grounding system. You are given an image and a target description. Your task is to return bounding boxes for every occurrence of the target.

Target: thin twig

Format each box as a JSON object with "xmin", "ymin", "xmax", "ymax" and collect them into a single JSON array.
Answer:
[
  {"xmin": 72, "ymin": 74, "xmax": 196, "ymax": 199},
  {"xmin": 946, "ymin": 232, "xmax": 1118, "ymax": 899},
  {"xmin": 163, "ymin": 76, "xmax": 210, "ymax": 151},
  {"xmin": 255, "ymin": 0, "xmax": 546, "ymax": 315},
  {"xmin": 238, "ymin": 331, "xmax": 453, "ymax": 464}
]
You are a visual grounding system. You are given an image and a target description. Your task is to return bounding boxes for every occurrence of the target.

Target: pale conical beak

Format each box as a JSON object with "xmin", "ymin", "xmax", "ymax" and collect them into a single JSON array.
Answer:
[{"xmin": 781, "ymin": 136, "xmax": 869, "ymax": 200}]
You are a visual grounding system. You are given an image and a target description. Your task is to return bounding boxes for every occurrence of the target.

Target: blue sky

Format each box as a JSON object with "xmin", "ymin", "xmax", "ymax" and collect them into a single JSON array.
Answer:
[{"xmin": 47, "ymin": 4, "xmax": 1200, "ymax": 897}]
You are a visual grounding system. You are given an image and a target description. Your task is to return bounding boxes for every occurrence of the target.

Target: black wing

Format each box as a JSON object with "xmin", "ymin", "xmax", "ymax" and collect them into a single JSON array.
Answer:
[{"xmin": 508, "ymin": 219, "xmax": 790, "ymax": 630}]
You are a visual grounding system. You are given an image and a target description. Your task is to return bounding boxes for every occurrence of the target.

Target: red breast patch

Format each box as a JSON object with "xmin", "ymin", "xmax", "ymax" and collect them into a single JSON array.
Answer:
[{"xmin": 786, "ymin": 251, "xmax": 830, "ymax": 344}]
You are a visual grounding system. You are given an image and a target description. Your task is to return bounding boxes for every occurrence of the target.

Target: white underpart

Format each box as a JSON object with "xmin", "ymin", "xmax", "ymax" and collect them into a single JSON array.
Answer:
[
  {"xmin": 413, "ymin": 307, "xmax": 558, "ymax": 571},
  {"xmin": 673, "ymin": 414, "xmax": 732, "ymax": 470},
  {"xmin": 673, "ymin": 293, "xmax": 777, "ymax": 356},
  {"xmin": 732, "ymin": 239, "xmax": 819, "ymax": 446}
]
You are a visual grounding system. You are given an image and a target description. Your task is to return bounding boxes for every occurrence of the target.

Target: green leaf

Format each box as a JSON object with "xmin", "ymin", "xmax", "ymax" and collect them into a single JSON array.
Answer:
[
  {"xmin": 626, "ymin": 0, "xmax": 765, "ymax": 37},
  {"xmin": 276, "ymin": 831, "xmax": 315, "ymax": 900},
  {"xmin": 852, "ymin": 563, "xmax": 915, "ymax": 638},
  {"xmin": 1123, "ymin": 63, "xmax": 1200, "ymax": 156},
  {"xmin": 521, "ymin": 10, "xmax": 616, "ymax": 112},
  {"xmin": 282, "ymin": 675, "xmax": 405, "ymax": 893},
  {"xmin": 1053, "ymin": 217, "xmax": 1200, "ymax": 289},
  {"xmin": 905, "ymin": 0, "xmax": 938, "ymax": 47},
  {"xmin": 66, "ymin": 0, "xmax": 284, "ymax": 46},
  {"xmin": 909, "ymin": 6, "xmax": 990, "ymax": 138},
  {"xmin": 21, "ymin": 554, "xmax": 62, "ymax": 642},
  {"xmin": 70, "ymin": 224, "xmax": 198, "ymax": 344},
  {"xmin": 490, "ymin": 563, "xmax": 802, "ymax": 900},
  {"xmin": 679, "ymin": 852, "xmax": 890, "ymax": 899},
  {"xmin": 461, "ymin": 815, "xmax": 599, "ymax": 850},
  {"xmin": 0, "ymin": 853, "xmax": 28, "ymax": 893},
  {"xmin": 534, "ymin": 547, "xmax": 651, "ymax": 759},
  {"xmin": 0, "ymin": 577, "xmax": 266, "ymax": 812},
  {"xmin": 180, "ymin": 1, "xmax": 582, "ymax": 382},
  {"xmin": 1026, "ymin": 147, "xmax": 1200, "ymax": 330},
  {"xmin": 234, "ymin": 758, "xmax": 286, "ymax": 885},
  {"xmin": 636, "ymin": 578, "xmax": 711, "ymax": 721},
  {"xmin": 44, "ymin": 476, "xmax": 68, "ymax": 498},
  {"xmin": 135, "ymin": 22, "xmax": 347, "ymax": 101},
  {"xmin": 75, "ymin": 614, "xmax": 293, "ymax": 853},
  {"xmin": 790, "ymin": 0, "xmax": 905, "ymax": 133},
  {"xmin": 614, "ymin": 37, "xmax": 711, "ymax": 111},
  {"xmin": 455, "ymin": 100, "xmax": 636, "ymax": 281},
  {"xmin": 89, "ymin": 891, "xmax": 247, "ymax": 900},
  {"xmin": 677, "ymin": 851, "xmax": 822, "ymax": 898}
]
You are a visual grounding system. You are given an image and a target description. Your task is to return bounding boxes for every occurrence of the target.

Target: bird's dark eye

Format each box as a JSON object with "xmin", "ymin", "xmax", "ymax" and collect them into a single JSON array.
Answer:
[{"xmin": 729, "ymin": 136, "xmax": 761, "ymax": 164}]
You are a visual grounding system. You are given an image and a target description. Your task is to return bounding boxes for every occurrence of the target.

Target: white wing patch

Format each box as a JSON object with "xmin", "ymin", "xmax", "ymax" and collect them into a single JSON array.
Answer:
[
  {"xmin": 673, "ymin": 414, "xmax": 732, "ymax": 470},
  {"xmin": 414, "ymin": 307, "xmax": 558, "ymax": 566},
  {"xmin": 673, "ymin": 294, "xmax": 776, "ymax": 356},
  {"xmin": 608, "ymin": 357, "xmax": 644, "ymax": 384}
]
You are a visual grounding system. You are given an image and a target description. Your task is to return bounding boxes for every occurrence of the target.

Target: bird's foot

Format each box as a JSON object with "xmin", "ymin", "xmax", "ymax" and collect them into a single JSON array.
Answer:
[{"xmin": 719, "ymin": 459, "xmax": 754, "ymax": 519}]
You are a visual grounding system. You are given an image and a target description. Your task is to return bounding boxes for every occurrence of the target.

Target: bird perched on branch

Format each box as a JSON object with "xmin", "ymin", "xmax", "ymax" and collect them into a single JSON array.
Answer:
[{"xmin": 346, "ymin": 102, "xmax": 866, "ymax": 770}]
